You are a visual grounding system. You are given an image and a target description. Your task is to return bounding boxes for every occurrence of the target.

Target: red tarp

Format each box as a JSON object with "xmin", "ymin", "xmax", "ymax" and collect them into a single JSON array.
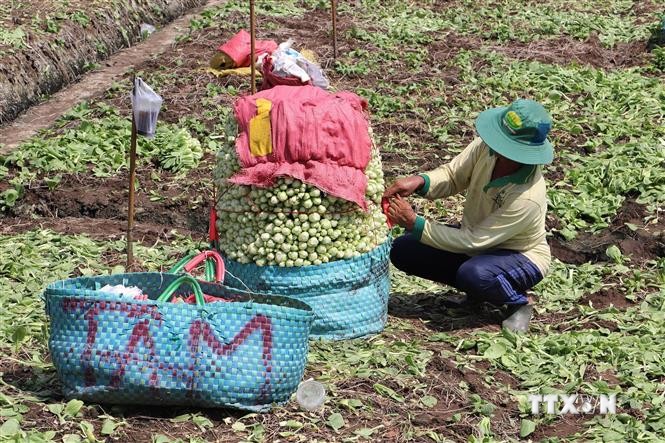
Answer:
[
  {"xmin": 229, "ymin": 85, "xmax": 372, "ymax": 210},
  {"xmin": 218, "ymin": 30, "xmax": 278, "ymax": 68}
]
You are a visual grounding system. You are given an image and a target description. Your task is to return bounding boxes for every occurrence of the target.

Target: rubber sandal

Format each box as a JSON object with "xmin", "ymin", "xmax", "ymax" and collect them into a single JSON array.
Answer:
[{"xmin": 501, "ymin": 304, "xmax": 533, "ymax": 333}]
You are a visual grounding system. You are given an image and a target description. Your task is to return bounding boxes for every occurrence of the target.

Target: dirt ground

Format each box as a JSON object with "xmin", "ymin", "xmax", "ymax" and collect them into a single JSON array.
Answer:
[{"xmin": 0, "ymin": 1, "xmax": 663, "ymax": 442}]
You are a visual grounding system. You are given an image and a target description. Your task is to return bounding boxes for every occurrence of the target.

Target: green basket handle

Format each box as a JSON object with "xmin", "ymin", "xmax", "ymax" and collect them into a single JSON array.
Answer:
[
  {"xmin": 183, "ymin": 250, "xmax": 225, "ymax": 284},
  {"xmin": 205, "ymin": 259, "xmax": 215, "ymax": 282},
  {"xmin": 168, "ymin": 254, "xmax": 196, "ymax": 274},
  {"xmin": 156, "ymin": 275, "xmax": 205, "ymax": 306}
]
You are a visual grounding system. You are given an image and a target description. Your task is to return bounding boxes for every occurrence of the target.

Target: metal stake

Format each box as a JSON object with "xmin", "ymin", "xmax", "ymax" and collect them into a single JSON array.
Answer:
[
  {"xmin": 250, "ymin": 0, "xmax": 257, "ymax": 94},
  {"xmin": 127, "ymin": 76, "xmax": 137, "ymax": 269},
  {"xmin": 331, "ymin": 0, "xmax": 338, "ymax": 59}
]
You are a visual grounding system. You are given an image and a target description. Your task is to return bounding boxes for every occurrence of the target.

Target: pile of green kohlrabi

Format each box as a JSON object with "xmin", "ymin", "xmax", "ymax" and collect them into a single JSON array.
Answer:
[{"xmin": 214, "ymin": 124, "xmax": 389, "ymax": 267}]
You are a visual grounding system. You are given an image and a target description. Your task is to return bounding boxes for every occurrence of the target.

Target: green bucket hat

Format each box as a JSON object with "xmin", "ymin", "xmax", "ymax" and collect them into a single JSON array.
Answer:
[{"xmin": 475, "ymin": 99, "xmax": 554, "ymax": 165}]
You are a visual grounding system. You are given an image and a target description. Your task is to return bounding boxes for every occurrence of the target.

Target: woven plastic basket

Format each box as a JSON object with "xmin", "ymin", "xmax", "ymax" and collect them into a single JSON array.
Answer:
[
  {"xmin": 222, "ymin": 238, "xmax": 391, "ymax": 340},
  {"xmin": 45, "ymin": 272, "xmax": 313, "ymax": 411}
]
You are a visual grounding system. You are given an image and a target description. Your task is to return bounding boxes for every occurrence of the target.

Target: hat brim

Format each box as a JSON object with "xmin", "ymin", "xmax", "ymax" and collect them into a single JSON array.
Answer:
[{"xmin": 475, "ymin": 107, "xmax": 554, "ymax": 165}]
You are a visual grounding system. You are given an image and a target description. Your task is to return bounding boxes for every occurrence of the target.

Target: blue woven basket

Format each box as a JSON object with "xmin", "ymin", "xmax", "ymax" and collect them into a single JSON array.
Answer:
[
  {"xmin": 45, "ymin": 272, "xmax": 313, "ymax": 411},
  {"xmin": 222, "ymin": 238, "xmax": 391, "ymax": 340}
]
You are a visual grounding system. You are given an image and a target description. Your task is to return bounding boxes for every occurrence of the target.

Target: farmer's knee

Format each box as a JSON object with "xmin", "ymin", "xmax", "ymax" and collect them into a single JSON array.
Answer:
[{"xmin": 456, "ymin": 260, "xmax": 491, "ymax": 295}]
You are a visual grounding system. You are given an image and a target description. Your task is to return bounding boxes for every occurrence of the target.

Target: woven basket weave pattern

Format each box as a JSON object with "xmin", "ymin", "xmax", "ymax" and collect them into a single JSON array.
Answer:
[
  {"xmin": 45, "ymin": 273, "xmax": 313, "ymax": 411},
  {"xmin": 223, "ymin": 238, "xmax": 391, "ymax": 340}
]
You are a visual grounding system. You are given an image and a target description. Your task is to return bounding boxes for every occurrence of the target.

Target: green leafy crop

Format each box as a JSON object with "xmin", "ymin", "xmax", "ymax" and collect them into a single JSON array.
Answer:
[{"xmin": 0, "ymin": 103, "xmax": 203, "ymax": 210}]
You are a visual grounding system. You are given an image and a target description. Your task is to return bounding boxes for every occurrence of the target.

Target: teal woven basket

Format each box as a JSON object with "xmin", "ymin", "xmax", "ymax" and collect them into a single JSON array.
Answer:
[
  {"xmin": 45, "ymin": 273, "xmax": 313, "ymax": 411},
  {"xmin": 222, "ymin": 238, "xmax": 391, "ymax": 340}
]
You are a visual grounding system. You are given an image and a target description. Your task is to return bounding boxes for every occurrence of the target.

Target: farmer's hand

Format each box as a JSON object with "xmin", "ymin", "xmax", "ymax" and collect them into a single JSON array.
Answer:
[
  {"xmin": 383, "ymin": 175, "xmax": 425, "ymax": 199},
  {"xmin": 387, "ymin": 195, "xmax": 417, "ymax": 230}
]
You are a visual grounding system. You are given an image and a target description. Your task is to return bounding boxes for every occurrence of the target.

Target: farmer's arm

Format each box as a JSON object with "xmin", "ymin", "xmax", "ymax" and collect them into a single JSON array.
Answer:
[
  {"xmin": 418, "ymin": 137, "xmax": 484, "ymax": 199},
  {"xmin": 411, "ymin": 198, "xmax": 542, "ymax": 254}
]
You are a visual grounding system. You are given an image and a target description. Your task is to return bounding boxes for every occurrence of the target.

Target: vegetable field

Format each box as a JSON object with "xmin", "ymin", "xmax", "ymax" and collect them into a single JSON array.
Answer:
[{"xmin": 1, "ymin": 0, "xmax": 664, "ymax": 442}]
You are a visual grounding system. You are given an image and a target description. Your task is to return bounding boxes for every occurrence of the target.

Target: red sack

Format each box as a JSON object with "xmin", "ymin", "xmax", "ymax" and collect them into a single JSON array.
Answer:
[
  {"xmin": 230, "ymin": 85, "xmax": 372, "ymax": 210},
  {"xmin": 260, "ymin": 56, "xmax": 310, "ymax": 90},
  {"xmin": 218, "ymin": 30, "xmax": 278, "ymax": 68}
]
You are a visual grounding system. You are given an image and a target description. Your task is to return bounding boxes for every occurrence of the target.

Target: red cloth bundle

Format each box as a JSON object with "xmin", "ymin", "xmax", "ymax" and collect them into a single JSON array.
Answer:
[
  {"xmin": 230, "ymin": 85, "xmax": 373, "ymax": 209},
  {"xmin": 218, "ymin": 30, "xmax": 278, "ymax": 68}
]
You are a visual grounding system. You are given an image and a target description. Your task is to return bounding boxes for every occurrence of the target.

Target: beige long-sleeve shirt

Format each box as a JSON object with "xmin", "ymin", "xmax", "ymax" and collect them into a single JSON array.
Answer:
[{"xmin": 411, "ymin": 137, "xmax": 551, "ymax": 276}]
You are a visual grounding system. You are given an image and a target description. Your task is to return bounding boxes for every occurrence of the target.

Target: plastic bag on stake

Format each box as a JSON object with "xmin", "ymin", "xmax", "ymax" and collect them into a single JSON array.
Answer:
[{"xmin": 131, "ymin": 78, "xmax": 163, "ymax": 138}]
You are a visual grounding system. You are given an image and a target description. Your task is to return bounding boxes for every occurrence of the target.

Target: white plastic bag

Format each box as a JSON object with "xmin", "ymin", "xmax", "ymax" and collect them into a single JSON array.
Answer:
[
  {"xmin": 271, "ymin": 39, "xmax": 311, "ymax": 82},
  {"xmin": 140, "ymin": 23, "xmax": 156, "ymax": 37},
  {"xmin": 99, "ymin": 284, "xmax": 146, "ymax": 300},
  {"xmin": 268, "ymin": 39, "xmax": 330, "ymax": 89},
  {"xmin": 131, "ymin": 78, "xmax": 163, "ymax": 138},
  {"xmin": 297, "ymin": 57, "xmax": 329, "ymax": 90}
]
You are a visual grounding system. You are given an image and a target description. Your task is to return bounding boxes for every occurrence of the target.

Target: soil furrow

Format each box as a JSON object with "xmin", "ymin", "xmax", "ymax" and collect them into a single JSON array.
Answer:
[{"xmin": 0, "ymin": 0, "xmax": 226, "ymax": 152}]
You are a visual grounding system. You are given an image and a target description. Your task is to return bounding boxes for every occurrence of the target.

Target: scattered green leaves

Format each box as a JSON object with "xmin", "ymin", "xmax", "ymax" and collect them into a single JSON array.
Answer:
[
  {"xmin": 420, "ymin": 395, "xmax": 438, "ymax": 408},
  {"xmin": 520, "ymin": 419, "xmax": 537, "ymax": 437},
  {"xmin": 0, "ymin": 103, "xmax": 203, "ymax": 209},
  {"xmin": 326, "ymin": 412, "xmax": 345, "ymax": 431}
]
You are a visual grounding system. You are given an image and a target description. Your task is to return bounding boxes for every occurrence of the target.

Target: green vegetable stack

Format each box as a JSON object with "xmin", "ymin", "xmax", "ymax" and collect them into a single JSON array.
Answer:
[{"xmin": 213, "ymin": 122, "xmax": 389, "ymax": 267}]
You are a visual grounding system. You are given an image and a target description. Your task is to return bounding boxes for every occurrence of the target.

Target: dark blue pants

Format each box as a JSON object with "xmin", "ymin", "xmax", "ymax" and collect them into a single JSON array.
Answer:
[{"xmin": 390, "ymin": 234, "xmax": 543, "ymax": 305}]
